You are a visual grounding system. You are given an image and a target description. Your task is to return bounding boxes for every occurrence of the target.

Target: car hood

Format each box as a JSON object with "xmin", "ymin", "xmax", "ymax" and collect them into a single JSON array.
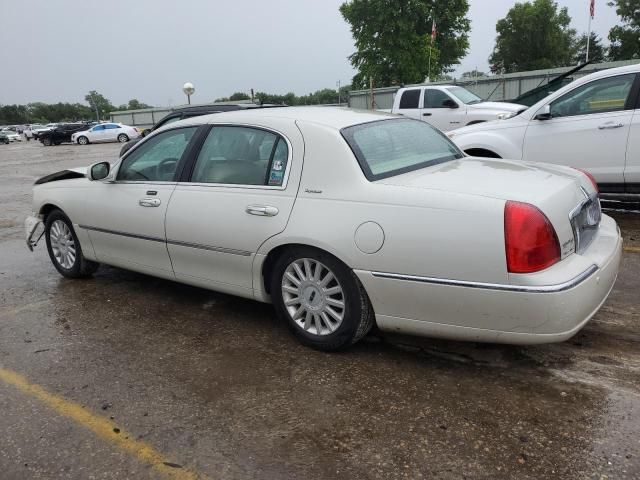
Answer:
[
  {"xmin": 449, "ymin": 113, "xmax": 529, "ymax": 136},
  {"xmin": 71, "ymin": 130, "xmax": 90, "ymax": 136},
  {"xmin": 377, "ymin": 157, "xmax": 591, "ymax": 206},
  {"xmin": 467, "ymin": 101, "xmax": 526, "ymax": 112},
  {"xmin": 34, "ymin": 167, "xmax": 87, "ymax": 185}
]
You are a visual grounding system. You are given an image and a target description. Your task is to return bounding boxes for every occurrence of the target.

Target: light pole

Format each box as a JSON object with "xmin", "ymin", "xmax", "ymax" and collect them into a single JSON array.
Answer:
[{"xmin": 183, "ymin": 82, "xmax": 195, "ymax": 105}]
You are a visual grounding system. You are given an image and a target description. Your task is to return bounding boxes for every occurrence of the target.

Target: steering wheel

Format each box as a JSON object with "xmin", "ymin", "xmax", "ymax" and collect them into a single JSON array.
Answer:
[{"xmin": 157, "ymin": 158, "xmax": 178, "ymax": 180}]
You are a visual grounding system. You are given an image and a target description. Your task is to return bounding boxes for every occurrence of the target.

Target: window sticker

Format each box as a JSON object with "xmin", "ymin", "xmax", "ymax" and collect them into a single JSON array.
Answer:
[{"xmin": 268, "ymin": 170, "xmax": 284, "ymax": 186}]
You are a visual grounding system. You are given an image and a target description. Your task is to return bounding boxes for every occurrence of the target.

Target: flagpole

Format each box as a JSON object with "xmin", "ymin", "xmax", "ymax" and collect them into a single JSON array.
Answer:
[
  {"xmin": 586, "ymin": 14, "xmax": 591, "ymax": 62},
  {"xmin": 586, "ymin": 0, "xmax": 593, "ymax": 63}
]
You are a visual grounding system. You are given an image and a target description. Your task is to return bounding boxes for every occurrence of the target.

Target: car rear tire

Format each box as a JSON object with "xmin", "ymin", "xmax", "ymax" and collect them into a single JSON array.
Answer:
[
  {"xmin": 45, "ymin": 209, "xmax": 99, "ymax": 278},
  {"xmin": 117, "ymin": 134, "xmax": 129, "ymax": 143},
  {"xmin": 77, "ymin": 136, "xmax": 89, "ymax": 145},
  {"xmin": 42, "ymin": 137, "xmax": 52, "ymax": 146},
  {"xmin": 270, "ymin": 247, "xmax": 375, "ymax": 351}
]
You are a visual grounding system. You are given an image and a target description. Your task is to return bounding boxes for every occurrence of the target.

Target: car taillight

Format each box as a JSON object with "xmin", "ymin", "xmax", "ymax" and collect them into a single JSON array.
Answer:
[
  {"xmin": 504, "ymin": 201, "xmax": 560, "ymax": 274},
  {"xmin": 572, "ymin": 167, "xmax": 599, "ymax": 194}
]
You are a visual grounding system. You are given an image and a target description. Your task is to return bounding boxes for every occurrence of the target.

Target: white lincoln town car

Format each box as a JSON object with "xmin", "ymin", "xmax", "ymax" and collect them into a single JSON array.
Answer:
[{"xmin": 25, "ymin": 107, "xmax": 622, "ymax": 351}]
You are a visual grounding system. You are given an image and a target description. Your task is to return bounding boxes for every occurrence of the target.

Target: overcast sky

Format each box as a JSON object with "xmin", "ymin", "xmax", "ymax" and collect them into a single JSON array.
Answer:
[{"xmin": 0, "ymin": 0, "xmax": 621, "ymax": 106}]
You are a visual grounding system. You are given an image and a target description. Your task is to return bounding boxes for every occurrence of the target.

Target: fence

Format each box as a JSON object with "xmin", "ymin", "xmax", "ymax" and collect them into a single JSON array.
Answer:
[{"xmin": 348, "ymin": 60, "xmax": 640, "ymax": 110}]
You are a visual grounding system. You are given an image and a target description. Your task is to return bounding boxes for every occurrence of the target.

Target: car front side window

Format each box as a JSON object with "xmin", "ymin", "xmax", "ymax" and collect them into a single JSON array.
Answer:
[
  {"xmin": 117, "ymin": 127, "xmax": 197, "ymax": 182},
  {"xmin": 550, "ymin": 74, "xmax": 636, "ymax": 118},
  {"xmin": 424, "ymin": 89, "xmax": 453, "ymax": 108},
  {"xmin": 190, "ymin": 126, "xmax": 288, "ymax": 186}
]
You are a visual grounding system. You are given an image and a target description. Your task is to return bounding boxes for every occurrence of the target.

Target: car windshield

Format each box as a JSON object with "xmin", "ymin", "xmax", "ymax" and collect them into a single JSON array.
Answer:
[
  {"xmin": 341, "ymin": 118, "xmax": 464, "ymax": 181},
  {"xmin": 446, "ymin": 86, "xmax": 483, "ymax": 105}
]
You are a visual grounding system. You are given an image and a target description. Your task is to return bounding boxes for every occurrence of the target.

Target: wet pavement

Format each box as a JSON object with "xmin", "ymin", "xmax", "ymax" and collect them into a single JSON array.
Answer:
[{"xmin": 0, "ymin": 141, "xmax": 639, "ymax": 479}]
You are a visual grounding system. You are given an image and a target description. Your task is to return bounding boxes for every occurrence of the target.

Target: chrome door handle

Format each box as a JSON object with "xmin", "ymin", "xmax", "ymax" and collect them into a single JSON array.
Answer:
[
  {"xmin": 139, "ymin": 198, "xmax": 161, "ymax": 207},
  {"xmin": 246, "ymin": 205, "xmax": 279, "ymax": 216},
  {"xmin": 598, "ymin": 123, "xmax": 624, "ymax": 130}
]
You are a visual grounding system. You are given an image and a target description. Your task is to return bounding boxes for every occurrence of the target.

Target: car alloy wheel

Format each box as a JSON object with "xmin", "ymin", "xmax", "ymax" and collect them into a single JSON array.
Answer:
[
  {"xmin": 117, "ymin": 134, "xmax": 129, "ymax": 143},
  {"xmin": 49, "ymin": 219, "xmax": 77, "ymax": 269},
  {"xmin": 281, "ymin": 258, "xmax": 345, "ymax": 335},
  {"xmin": 78, "ymin": 136, "xmax": 88, "ymax": 145},
  {"xmin": 42, "ymin": 137, "xmax": 52, "ymax": 146}
]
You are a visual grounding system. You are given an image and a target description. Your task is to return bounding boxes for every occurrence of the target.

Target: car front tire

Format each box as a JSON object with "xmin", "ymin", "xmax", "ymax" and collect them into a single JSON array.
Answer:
[
  {"xmin": 117, "ymin": 134, "xmax": 129, "ymax": 143},
  {"xmin": 42, "ymin": 137, "xmax": 52, "ymax": 146},
  {"xmin": 270, "ymin": 247, "xmax": 375, "ymax": 351},
  {"xmin": 45, "ymin": 209, "xmax": 99, "ymax": 278},
  {"xmin": 77, "ymin": 136, "xmax": 89, "ymax": 145}
]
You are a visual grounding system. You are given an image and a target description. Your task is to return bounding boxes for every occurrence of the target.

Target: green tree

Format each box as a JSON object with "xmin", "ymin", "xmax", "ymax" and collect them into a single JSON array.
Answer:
[
  {"xmin": 340, "ymin": 0, "xmax": 470, "ymax": 88},
  {"xmin": 574, "ymin": 32, "xmax": 607, "ymax": 64},
  {"xmin": 461, "ymin": 69, "xmax": 486, "ymax": 78},
  {"xmin": 608, "ymin": 0, "xmax": 640, "ymax": 60},
  {"xmin": 489, "ymin": 0, "xmax": 577, "ymax": 73},
  {"xmin": 84, "ymin": 90, "xmax": 115, "ymax": 120}
]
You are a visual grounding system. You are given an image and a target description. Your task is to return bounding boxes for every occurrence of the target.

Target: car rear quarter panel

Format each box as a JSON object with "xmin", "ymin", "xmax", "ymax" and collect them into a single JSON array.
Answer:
[{"xmin": 257, "ymin": 121, "xmax": 509, "ymax": 292}]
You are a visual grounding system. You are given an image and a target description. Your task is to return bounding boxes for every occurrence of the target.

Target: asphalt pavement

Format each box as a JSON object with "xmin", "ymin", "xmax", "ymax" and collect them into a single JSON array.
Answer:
[{"xmin": 0, "ymin": 140, "xmax": 638, "ymax": 479}]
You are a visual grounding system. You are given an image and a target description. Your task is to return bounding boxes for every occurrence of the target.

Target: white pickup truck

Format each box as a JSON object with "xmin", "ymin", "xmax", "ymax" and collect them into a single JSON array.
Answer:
[{"xmin": 389, "ymin": 85, "xmax": 526, "ymax": 131}]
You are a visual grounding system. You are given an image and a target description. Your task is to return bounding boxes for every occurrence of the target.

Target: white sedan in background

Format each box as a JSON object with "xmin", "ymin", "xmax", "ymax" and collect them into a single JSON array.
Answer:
[
  {"xmin": 71, "ymin": 123, "xmax": 140, "ymax": 145},
  {"xmin": 447, "ymin": 63, "xmax": 640, "ymax": 196},
  {"xmin": 1, "ymin": 130, "xmax": 23, "ymax": 142},
  {"xmin": 25, "ymin": 108, "xmax": 621, "ymax": 351}
]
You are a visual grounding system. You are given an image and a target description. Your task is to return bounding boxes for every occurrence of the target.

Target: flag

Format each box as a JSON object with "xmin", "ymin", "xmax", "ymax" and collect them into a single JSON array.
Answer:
[
  {"xmin": 590, "ymin": 0, "xmax": 595, "ymax": 19},
  {"xmin": 431, "ymin": 19, "xmax": 437, "ymax": 41}
]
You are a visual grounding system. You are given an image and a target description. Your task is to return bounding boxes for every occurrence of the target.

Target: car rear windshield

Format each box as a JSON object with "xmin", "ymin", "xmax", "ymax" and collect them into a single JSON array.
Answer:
[{"xmin": 341, "ymin": 118, "xmax": 463, "ymax": 181}]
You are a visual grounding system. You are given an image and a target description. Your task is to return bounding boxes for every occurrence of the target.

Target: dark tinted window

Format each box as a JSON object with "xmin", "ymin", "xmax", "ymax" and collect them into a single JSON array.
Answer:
[
  {"xmin": 342, "ymin": 119, "xmax": 463, "ymax": 181},
  {"xmin": 399, "ymin": 89, "xmax": 421, "ymax": 109},
  {"xmin": 424, "ymin": 89, "xmax": 453, "ymax": 108}
]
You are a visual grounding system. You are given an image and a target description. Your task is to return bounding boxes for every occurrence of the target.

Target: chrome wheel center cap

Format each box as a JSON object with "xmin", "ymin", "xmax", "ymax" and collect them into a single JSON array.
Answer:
[{"xmin": 302, "ymin": 284, "xmax": 323, "ymax": 310}]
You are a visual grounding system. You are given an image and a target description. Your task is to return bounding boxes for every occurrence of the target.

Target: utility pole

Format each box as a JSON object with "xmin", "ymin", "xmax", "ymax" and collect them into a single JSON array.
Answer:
[
  {"xmin": 337, "ymin": 80, "xmax": 341, "ymax": 106},
  {"xmin": 90, "ymin": 92, "xmax": 99, "ymax": 122}
]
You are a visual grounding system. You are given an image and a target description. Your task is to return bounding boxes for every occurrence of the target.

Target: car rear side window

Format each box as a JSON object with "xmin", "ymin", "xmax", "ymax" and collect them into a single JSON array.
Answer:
[
  {"xmin": 341, "ymin": 118, "xmax": 464, "ymax": 181},
  {"xmin": 190, "ymin": 126, "xmax": 289, "ymax": 187},
  {"xmin": 399, "ymin": 89, "xmax": 420, "ymax": 109}
]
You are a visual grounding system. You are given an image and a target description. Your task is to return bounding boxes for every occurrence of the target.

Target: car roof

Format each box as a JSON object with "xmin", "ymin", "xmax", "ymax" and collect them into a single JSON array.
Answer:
[{"xmin": 176, "ymin": 106, "xmax": 395, "ymax": 130}]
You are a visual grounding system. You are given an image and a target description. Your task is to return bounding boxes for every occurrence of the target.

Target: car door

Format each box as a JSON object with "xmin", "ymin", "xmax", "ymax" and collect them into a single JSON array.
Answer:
[
  {"xmin": 102, "ymin": 124, "xmax": 120, "ymax": 142},
  {"xmin": 522, "ymin": 73, "xmax": 637, "ymax": 185},
  {"xmin": 88, "ymin": 124, "xmax": 107, "ymax": 142},
  {"xmin": 79, "ymin": 126, "xmax": 199, "ymax": 278},
  {"xmin": 623, "ymin": 97, "xmax": 640, "ymax": 192},
  {"xmin": 395, "ymin": 88, "xmax": 423, "ymax": 120},
  {"xmin": 165, "ymin": 122, "xmax": 303, "ymax": 297},
  {"xmin": 422, "ymin": 88, "xmax": 464, "ymax": 131}
]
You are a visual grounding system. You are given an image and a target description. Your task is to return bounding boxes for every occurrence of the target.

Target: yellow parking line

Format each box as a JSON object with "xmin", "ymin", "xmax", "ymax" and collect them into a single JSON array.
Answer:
[
  {"xmin": 624, "ymin": 246, "xmax": 640, "ymax": 253},
  {"xmin": 0, "ymin": 368, "xmax": 203, "ymax": 480}
]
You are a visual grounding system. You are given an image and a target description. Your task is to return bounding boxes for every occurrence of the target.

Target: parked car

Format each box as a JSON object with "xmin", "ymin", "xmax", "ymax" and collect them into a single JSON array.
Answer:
[
  {"xmin": 25, "ymin": 108, "xmax": 621, "ymax": 351},
  {"xmin": 1, "ymin": 130, "xmax": 23, "ymax": 142},
  {"xmin": 0, "ymin": 131, "xmax": 10, "ymax": 144},
  {"xmin": 71, "ymin": 123, "xmax": 140, "ymax": 145},
  {"xmin": 447, "ymin": 63, "xmax": 640, "ymax": 196},
  {"xmin": 39, "ymin": 123, "xmax": 93, "ymax": 146},
  {"xmin": 119, "ymin": 103, "xmax": 285, "ymax": 156},
  {"xmin": 32, "ymin": 124, "xmax": 57, "ymax": 140},
  {"xmin": 389, "ymin": 85, "xmax": 526, "ymax": 131}
]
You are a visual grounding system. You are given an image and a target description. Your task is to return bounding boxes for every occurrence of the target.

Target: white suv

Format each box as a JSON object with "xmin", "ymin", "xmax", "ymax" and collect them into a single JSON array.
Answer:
[{"xmin": 448, "ymin": 64, "xmax": 640, "ymax": 196}]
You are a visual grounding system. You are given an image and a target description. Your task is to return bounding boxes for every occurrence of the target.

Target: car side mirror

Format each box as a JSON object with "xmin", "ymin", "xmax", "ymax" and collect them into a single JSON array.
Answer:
[
  {"xmin": 88, "ymin": 161, "xmax": 110, "ymax": 181},
  {"xmin": 535, "ymin": 104, "xmax": 552, "ymax": 120},
  {"xmin": 443, "ymin": 99, "xmax": 458, "ymax": 109}
]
